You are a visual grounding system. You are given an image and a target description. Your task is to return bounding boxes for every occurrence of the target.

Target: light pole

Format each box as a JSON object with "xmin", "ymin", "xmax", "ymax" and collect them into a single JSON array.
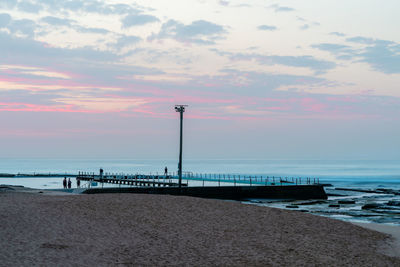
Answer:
[{"xmin": 175, "ymin": 105, "xmax": 187, "ymax": 189}]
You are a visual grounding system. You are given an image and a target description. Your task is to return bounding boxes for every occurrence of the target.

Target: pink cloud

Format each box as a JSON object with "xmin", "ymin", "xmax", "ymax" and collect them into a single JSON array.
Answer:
[
  {"xmin": 300, "ymin": 98, "xmax": 327, "ymax": 112},
  {"xmin": 0, "ymin": 102, "xmax": 97, "ymax": 113}
]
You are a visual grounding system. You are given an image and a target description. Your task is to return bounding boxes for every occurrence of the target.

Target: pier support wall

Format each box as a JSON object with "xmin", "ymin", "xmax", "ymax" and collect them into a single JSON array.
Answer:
[{"xmin": 83, "ymin": 185, "xmax": 327, "ymax": 200}]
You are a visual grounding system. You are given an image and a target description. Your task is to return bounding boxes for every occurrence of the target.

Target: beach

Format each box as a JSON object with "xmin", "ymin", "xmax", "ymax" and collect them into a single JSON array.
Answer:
[{"xmin": 0, "ymin": 187, "xmax": 399, "ymax": 266}]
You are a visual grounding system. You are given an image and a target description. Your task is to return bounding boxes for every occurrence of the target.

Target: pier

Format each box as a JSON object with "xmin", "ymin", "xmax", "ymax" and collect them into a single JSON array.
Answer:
[
  {"xmin": 77, "ymin": 172, "xmax": 187, "ymax": 187},
  {"xmin": 76, "ymin": 171, "xmax": 328, "ymax": 200}
]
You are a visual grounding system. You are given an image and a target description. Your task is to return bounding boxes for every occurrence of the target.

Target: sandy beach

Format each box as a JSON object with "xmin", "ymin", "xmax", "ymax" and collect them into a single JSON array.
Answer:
[{"xmin": 0, "ymin": 187, "xmax": 399, "ymax": 266}]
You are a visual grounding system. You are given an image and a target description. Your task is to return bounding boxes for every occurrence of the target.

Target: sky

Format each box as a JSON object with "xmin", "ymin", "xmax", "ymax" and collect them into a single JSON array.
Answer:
[{"xmin": 0, "ymin": 0, "xmax": 399, "ymax": 160}]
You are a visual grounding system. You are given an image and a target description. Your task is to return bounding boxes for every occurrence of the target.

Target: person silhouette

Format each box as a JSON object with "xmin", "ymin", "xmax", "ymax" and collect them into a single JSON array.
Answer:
[
  {"xmin": 164, "ymin": 166, "xmax": 168, "ymax": 176},
  {"xmin": 63, "ymin": 177, "xmax": 67, "ymax": 189},
  {"xmin": 67, "ymin": 178, "xmax": 72, "ymax": 189}
]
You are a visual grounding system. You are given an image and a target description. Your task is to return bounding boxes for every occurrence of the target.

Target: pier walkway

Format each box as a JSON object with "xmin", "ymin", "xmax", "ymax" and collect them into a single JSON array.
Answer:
[
  {"xmin": 77, "ymin": 171, "xmax": 322, "ymax": 187},
  {"xmin": 76, "ymin": 171, "xmax": 328, "ymax": 200},
  {"xmin": 77, "ymin": 172, "xmax": 187, "ymax": 188}
]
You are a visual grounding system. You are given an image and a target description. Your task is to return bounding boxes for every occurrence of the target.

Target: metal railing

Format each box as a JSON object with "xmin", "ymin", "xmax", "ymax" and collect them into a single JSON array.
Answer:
[{"xmin": 77, "ymin": 171, "xmax": 320, "ymax": 187}]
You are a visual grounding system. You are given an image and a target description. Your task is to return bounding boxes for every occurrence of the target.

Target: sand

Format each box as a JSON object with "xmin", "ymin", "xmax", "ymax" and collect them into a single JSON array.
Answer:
[
  {"xmin": 353, "ymin": 222, "xmax": 400, "ymax": 259},
  {"xmin": 0, "ymin": 188, "xmax": 399, "ymax": 266}
]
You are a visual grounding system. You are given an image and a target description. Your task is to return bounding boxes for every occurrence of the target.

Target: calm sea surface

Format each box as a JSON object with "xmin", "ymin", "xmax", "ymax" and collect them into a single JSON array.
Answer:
[{"xmin": 1, "ymin": 158, "xmax": 399, "ymax": 188}]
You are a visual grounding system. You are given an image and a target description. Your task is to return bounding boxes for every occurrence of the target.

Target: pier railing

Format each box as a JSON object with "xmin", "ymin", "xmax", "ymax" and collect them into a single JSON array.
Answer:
[{"xmin": 77, "ymin": 171, "xmax": 321, "ymax": 188}]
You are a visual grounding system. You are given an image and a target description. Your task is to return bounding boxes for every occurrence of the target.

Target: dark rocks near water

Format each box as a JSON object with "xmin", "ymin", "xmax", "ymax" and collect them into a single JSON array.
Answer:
[
  {"xmin": 298, "ymin": 209, "xmax": 309, "ymax": 212},
  {"xmin": 0, "ymin": 185, "xmax": 16, "ymax": 191},
  {"xmin": 362, "ymin": 203, "xmax": 381, "ymax": 210},
  {"xmin": 317, "ymin": 209, "xmax": 381, "ymax": 218},
  {"xmin": 387, "ymin": 201, "xmax": 400, "ymax": 206},
  {"xmin": 335, "ymin": 187, "xmax": 400, "ymax": 195},
  {"xmin": 296, "ymin": 200, "xmax": 327, "ymax": 206},
  {"xmin": 0, "ymin": 173, "xmax": 15, "ymax": 177},
  {"xmin": 286, "ymin": 205, "xmax": 299, "ymax": 209},
  {"xmin": 376, "ymin": 189, "xmax": 400, "ymax": 195},
  {"xmin": 326, "ymin": 193, "xmax": 346, "ymax": 197},
  {"xmin": 338, "ymin": 200, "xmax": 356, "ymax": 204},
  {"xmin": 362, "ymin": 203, "xmax": 400, "ymax": 214}
]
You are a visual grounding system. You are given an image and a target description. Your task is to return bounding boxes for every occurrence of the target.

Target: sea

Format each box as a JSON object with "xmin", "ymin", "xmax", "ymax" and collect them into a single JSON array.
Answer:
[{"xmin": 1, "ymin": 158, "xmax": 400, "ymax": 225}]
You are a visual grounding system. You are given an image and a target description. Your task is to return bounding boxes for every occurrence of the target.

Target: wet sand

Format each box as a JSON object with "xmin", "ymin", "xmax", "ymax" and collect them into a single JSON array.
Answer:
[
  {"xmin": 0, "ymin": 187, "xmax": 399, "ymax": 266},
  {"xmin": 353, "ymin": 222, "xmax": 400, "ymax": 259}
]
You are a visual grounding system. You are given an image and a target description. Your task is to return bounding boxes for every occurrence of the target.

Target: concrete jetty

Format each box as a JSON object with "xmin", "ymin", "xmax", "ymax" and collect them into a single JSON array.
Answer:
[
  {"xmin": 83, "ymin": 184, "xmax": 327, "ymax": 200},
  {"xmin": 77, "ymin": 172, "xmax": 328, "ymax": 200}
]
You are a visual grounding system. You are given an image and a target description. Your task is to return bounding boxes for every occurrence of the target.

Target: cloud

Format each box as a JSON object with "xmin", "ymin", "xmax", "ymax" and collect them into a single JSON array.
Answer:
[
  {"xmin": 311, "ymin": 43, "xmax": 355, "ymax": 60},
  {"xmin": 0, "ymin": 31, "xmax": 119, "ymax": 65},
  {"xmin": 189, "ymin": 68, "xmax": 325, "ymax": 95},
  {"xmin": 358, "ymin": 42, "xmax": 400, "ymax": 74},
  {"xmin": 217, "ymin": 1, "xmax": 250, "ymax": 8},
  {"xmin": 8, "ymin": 19, "xmax": 37, "ymax": 38},
  {"xmin": 313, "ymin": 37, "xmax": 400, "ymax": 74},
  {"xmin": 75, "ymin": 26, "xmax": 109, "ymax": 34},
  {"xmin": 17, "ymin": 0, "xmax": 43, "ymax": 13},
  {"xmin": 299, "ymin": 24, "xmax": 309, "ymax": 30},
  {"xmin": 212, "ymin": 49, "xmax": 336, "ymax": 74},
  {"xmin": 33, "ymin": 0, "xmax": 144, "ymax": 15},
  {"xmin": 41, "ymin": 16, "xmax": 75, "ymax": 27},
  {"xmin": 269, "ymin": 4, "xmax": 294, "ymax": 12},
  {"xmin": 330, "ymin": 32, "xmax": 345, "ymax": 37},
  {"xmin": 82, "ymin": 2, "xmax": 142, "ymax": 15},
  {"xmin": 149, "ymin": 19, "xmax": 227, "ymax": 45},
  {"xmin": 0, "ymin": 13, "xmax": 12, "ymax": 27},
  {"xmin": 40, "ymin": 16, "xmax": 110, "ymax": 34},
  {"xmin": 313, "ymin": 43, "xmax": 354, "ymax": 53},
  {"xmin": 60, "ymin": 0, "xmax": 85, "ymax": 11},
  {"xmin": 346, "ymin": 36, "xmax": 375, "ymax": 44},
  {"xmin": 257, "ymin": 25, "xmax": 277, "ymax": 31},
  {"xmin": 0, "ymin": 30, "xmax": 163, "ymax": 88},
  {"xmin": 261, "ymin": 55, "xmax": 335, "ymax": 74},
  {"xmin": 112, "ymin": 35, "xmax": 142, "ymax": 49},
  {"xmin": 121, "ymin": 14, "xmax": 159, "ymax": 28},
  {"xmin": 0, "ymin": 0, "xmax": 17, "ymax": 9}
]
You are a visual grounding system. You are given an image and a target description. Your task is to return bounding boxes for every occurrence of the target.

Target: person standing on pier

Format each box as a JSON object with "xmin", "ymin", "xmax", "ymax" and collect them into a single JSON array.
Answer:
[
  {"xmin": 67, "ymin": 178, "xmax": 72, "ymax": 189},
  {"xmin": 164, "ymin": 166, "xmax": 168, "ymax": 176},
  {"xmin": 63, "ymin": 177, "xmax": 67, "ymax": 189}
]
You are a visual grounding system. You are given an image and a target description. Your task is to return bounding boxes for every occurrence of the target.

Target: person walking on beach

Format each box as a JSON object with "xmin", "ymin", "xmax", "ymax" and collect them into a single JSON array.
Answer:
[
  {"xmin": 164, "ymin": 166, "xmax": 168, "ymax": 176},
  {"xmin": 67, "ymin": 178, "xmax": 72, "ymax": 189},
  {"xmin": 76, "ymin": 178, "xmax": 81, "ymax": 188},
  {"xmin": 63, "ymin": 177, "xmax": 67, "ymax": 189}
]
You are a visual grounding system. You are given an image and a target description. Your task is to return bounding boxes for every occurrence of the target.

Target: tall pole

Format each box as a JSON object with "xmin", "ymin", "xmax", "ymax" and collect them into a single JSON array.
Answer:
[
  {"xmin": 178, "ymin": 110, "xmax": 183, "ymax": 188},
  {"xmin": 175, "ymin": 105, "xmax": 187, "ymax": 189}
]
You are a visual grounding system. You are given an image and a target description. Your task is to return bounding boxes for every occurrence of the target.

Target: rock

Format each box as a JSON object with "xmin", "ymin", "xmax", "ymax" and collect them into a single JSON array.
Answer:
[
  {"xmin": 387, "ymin": 201, "xmax": 400, "ymax": 206},
  {"xmin": 369, "ymin": 209, "xmax": 400, "ymax": 215},
  {"xmin": 286, "ymin": 205, "xmax": 299, "ymax": 209},
  {"xmin": 362, "ymin": 203, "xmax": 382, "ymax": 209},
  {"xmin": 326, "ymin": 193, "xmax": 346, "ymax": 197},
  {"xmin": 338, "ymin": 200, "xmax": 356, "ymax": 204},
  {"xmin": 296, "ymin": 200, "xmax": 327, "ymax": 206}
]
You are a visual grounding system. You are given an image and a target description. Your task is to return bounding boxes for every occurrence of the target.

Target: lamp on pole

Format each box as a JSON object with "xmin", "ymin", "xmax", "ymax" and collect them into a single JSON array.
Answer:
[{"xmin": 175, "ymin": 105, "xmax": 187, "ymax": 189}]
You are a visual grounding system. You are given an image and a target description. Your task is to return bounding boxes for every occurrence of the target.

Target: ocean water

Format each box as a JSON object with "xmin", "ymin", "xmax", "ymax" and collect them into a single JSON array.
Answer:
[
  {"xmin": 1, "ymin": 158, "xmax": 400, "ymax": 225},
  {"xmin": 1, "ymin": 158, "xmax": 399, "ymax": 188}
]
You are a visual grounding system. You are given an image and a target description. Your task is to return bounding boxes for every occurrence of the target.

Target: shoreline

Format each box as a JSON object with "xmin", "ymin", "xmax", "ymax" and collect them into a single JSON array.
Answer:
[{"xmin": 352, "ymin": 222, "xmax": 400, "ymax": 258}]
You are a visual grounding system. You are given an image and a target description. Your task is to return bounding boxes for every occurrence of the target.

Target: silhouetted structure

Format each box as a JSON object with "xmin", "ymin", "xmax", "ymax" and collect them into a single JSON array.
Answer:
[{"xmin": 175, "ymin": 105, "xmax": 187, "ymax": 189}]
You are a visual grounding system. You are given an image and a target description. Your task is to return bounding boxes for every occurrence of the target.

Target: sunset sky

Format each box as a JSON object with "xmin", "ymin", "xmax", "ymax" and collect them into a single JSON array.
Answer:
[{"xmin": 1, "ymin": 0, "xmax": 399, "ymax": 160}]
